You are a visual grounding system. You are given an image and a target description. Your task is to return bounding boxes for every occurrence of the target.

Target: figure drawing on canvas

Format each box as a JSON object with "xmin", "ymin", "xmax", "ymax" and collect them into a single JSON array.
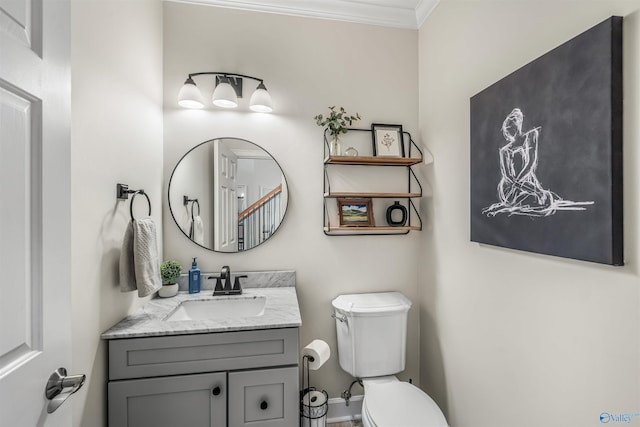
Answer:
[{"xmin": 482, "ymin": 108, "xmax": 594, "ymax": 218}]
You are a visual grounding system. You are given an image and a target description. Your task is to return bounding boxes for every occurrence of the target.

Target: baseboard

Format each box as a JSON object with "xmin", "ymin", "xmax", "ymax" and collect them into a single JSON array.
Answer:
[{"xmin": 326, "ymin": 394, "xmax": 363, "ymax": 423}]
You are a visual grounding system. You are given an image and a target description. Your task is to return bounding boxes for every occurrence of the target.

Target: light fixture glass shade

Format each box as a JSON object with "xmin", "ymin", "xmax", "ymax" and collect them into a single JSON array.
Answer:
[
  {"xmin": 249, "ymin": 82, "xmax": 273, "ymax": 113},
  {"xmin": 178, "ymin": 77, "xmax": 204, "ymax": 109},
  {"xmin": 212, "ymin": 77, "xmax": 238, "ymax": 108}
]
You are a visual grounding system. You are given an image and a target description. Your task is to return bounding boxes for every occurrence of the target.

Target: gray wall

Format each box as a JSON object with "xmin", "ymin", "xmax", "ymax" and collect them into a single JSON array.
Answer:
[
  {"xmin": 71, "ymin": 0, "xmax": 164, "ymax": 425},
  {"xmin": 162, "ymin": 2, "xmax": 421, "ymax": 400},
  {"xmin": 418, "ymin": 1, "xmax": 640, "ymax": 426}
]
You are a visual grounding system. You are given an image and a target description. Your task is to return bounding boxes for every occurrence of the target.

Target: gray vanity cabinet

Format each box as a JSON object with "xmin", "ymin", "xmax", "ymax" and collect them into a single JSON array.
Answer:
[
  {"xmin": 228, "ymin": 366, "xmax": 298, "ymax": 426},
  {"xmin": 108, "ymin": 372, "xmax": 227, "ymax": 427},
  {"xmin": 107, "ymin": 328, "xmax": 299, "ymax": 427}
]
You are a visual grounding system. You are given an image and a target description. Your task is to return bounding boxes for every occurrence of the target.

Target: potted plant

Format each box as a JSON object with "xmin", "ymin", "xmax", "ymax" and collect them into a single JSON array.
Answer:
[
  {"xmin": 314, "ymin": 106, "xmax": 361, "ymax": 156},
  {"xmin": 159, "ymin": 260, "xmax": 182, "ymax": 298}
]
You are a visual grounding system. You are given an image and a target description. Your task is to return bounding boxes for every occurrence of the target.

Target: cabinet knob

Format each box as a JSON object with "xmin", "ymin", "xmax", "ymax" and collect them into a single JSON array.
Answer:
[
  {"xmin": 260, "ymin": 400, "xmax": 268, "ymax": 410},
  {"xmin": 212, "ymin": 386, "xmax": 221, "ymax": 396}
]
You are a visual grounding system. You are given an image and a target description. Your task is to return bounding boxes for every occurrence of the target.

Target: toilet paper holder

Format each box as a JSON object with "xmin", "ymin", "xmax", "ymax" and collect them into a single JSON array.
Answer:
[
  {"xmin": 301, "ymin": 388, "xmax": 328, "ymax": 426},
  {"xmin": 301, "ymin": 353, "xmax": 328, "ymax": 426}
]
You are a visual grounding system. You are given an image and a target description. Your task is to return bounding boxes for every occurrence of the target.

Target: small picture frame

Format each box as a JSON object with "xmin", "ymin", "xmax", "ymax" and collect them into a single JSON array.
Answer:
[
  {"xmin": 372, "ymin": 123, "xmax": 404, "ymax": 157},
  {"xmin": 337, "ymin": 198, "xmax": 374, "ymax": 227}
]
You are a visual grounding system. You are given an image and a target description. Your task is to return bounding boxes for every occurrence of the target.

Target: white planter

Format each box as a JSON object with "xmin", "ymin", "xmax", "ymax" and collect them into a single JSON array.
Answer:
[{"xmin": 158, "ymin": 283, "xmax": 179, "ymax": 298}]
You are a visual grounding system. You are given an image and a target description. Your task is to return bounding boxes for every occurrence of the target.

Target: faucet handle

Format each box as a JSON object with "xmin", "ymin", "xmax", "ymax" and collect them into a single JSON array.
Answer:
[
  {"xmin": 233, "ymin": 275, "xmax": 248, "ymax": 292},
  {"xmin": 209, "ymin": 275, "xmax": 225, "ymax": 296},
  {"xmin": 215, "ymin": 277, "xmax": 224, "ymax": 292}
]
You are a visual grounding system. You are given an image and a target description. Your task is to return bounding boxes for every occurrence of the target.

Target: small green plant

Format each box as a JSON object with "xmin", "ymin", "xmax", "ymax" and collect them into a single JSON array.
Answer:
[
  {"xmin": 160, "ymin": 260, "xmax": 182, "ymax": 284},
  {"xmin": 314, "ymin": 106, "xmax": 361, "ymax": 136}
]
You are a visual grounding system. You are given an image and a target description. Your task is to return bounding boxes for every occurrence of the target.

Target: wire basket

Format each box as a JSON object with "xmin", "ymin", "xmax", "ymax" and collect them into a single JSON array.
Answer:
[{"xmin": 301, "ymin": 388, "xmax": 328, "ymax": 427}]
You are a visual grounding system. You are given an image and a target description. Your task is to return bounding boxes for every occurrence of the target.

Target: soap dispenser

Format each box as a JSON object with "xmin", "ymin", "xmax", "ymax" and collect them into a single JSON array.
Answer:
[{"xmin": 189, "ymin": 257, "xmax": 201, "ymax": 294}]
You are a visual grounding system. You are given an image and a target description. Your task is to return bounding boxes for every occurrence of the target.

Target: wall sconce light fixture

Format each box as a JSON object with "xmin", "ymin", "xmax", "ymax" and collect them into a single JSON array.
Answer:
[{"xmin": 178, "ymin": 72, "xmax": 273, "ymax": 113}]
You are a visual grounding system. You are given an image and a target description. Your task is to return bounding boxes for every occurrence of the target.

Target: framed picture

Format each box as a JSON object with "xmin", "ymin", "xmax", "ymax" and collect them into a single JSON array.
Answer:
[
  {"xmin": 337, "ymin": 198, "xmax": 374, "ymax": 227},
  {"xmin": 372, "ymin": 124, "xmax": 404, "ymax": 157},
  {"xmin": 470, "ymin": 17, "xmax": 623, "ymax": 265}
]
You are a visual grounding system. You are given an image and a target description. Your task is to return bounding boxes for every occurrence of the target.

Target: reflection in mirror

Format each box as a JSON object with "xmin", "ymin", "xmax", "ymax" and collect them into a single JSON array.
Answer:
[{"xmin": 168, "ymin": 138, "xmax": 288, "ymax": 252}]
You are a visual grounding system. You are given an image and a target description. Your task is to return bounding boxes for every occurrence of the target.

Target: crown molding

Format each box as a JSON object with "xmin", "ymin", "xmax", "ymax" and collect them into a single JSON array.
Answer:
[
  {"xmin": 173, "ymin": 0, "xmax": 440, "ymax": 29},
  {"xmin": 416, "ymin": 0, "xmax": 440, "ymax": 28}
]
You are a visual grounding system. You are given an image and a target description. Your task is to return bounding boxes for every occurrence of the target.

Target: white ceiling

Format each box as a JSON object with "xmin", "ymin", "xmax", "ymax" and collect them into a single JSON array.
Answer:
[{"xmin": 175, "ymin": 0, "xmax": 441, "ymax": 29}]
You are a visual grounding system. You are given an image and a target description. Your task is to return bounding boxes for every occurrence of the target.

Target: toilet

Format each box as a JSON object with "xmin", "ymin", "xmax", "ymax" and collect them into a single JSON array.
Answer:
[{"xmin": 332, "ymin": 292, "xmax": 448, "ymax": 427}]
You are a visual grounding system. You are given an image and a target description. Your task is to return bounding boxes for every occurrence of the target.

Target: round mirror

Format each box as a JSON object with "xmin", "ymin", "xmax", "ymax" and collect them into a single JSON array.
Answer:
[{"xmin": 168, "ymin": 138, "xmax": 288, "ymax": 252}]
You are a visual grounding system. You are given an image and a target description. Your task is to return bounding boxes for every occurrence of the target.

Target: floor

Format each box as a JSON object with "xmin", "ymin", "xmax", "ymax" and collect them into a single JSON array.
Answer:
[{"xmin": 327, "ymin": 421, "xmax": 363, "ymax": 427}]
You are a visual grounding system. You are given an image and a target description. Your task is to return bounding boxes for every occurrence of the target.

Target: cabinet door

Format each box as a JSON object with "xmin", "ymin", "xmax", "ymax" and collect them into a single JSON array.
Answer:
[
  {"xmin": 229, "ymin": 366, "xmax": 299, "ymax": 427},
  {"xmin": 108, "ymin": 372, "xmax": 226, "ymax": 427}
]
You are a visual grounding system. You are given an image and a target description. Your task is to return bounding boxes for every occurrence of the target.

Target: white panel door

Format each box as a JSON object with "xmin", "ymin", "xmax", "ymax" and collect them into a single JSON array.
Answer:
[
  {"xmin": 213, "ymin": 140, "xmax": 238, "ymax": 252},
  {"xmin": 0, "ymin": 0, "xmax": 73, "ymax": 425}
]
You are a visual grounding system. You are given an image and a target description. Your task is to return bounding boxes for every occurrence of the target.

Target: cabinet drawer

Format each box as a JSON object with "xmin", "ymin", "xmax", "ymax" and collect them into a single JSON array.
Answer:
[
  {"xmin": 229, "ymin": 366, "xmax": 299, "ymax": 427},
  {"xmin": 109, "ymin": 328, "xmax": 298, "ymax": 380},
  {"xmin": 108, "ymin": 372, "xmax": 226, "ymax": 427}
]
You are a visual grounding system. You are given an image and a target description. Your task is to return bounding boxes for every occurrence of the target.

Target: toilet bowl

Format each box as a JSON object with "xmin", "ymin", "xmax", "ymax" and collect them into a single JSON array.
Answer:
[{"xmin": 361, "ymin": 376, "xmax": 448, "ymax": 427}]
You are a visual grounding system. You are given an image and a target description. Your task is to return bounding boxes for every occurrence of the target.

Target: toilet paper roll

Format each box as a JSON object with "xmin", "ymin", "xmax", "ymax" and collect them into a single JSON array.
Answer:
[
  {"xmin": 302, "ymin": 390, "xmax": 327, "ymax": 408},
  {"xmin": 302, "ymin": 339, "xmax": 331, "ymax": 370},
  {"xmin": 301, "ymin": 390, "xmax": 328, "ymax": 427}
]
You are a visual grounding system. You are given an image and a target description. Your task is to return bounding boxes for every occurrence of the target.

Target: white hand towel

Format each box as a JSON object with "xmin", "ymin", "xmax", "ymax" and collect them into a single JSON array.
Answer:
[
  {"xmin": 119, "ymin": 221, "xmax": 137, "ymax": 293},
  {"xmin": 132, "ymin": 218, "xmax": 162, "ymax": 297},
  {"xmin": 187, "ymin": 219, "xmax": 194, "ymax": 239},
  {"xmin": 193, "ymin": 215, "xmax": 204, "ymax": 245}
]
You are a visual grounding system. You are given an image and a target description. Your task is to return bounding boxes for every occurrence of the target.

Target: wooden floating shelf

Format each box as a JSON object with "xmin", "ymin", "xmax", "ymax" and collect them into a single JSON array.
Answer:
[
  {"xmin": 324, "ymin": 225, "xmax": 421, "ymax": 234},
  {"xmin": 324, "ymin": 156, "xmax": 422, "ymax": 166},
  {"xmin": 324, "ymin": 192, "xmax": 421, "ymax": 198}
]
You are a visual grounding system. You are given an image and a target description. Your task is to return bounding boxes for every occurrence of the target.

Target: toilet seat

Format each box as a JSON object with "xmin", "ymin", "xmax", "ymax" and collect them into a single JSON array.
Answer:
[{"xmin": 363, "ymin": 381, "xmax": 448, "ymax": 427}]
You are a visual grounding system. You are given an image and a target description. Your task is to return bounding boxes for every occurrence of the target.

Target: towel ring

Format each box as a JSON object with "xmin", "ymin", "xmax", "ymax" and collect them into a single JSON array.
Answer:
[
  {"xmin": 130, "ymin": 190, "xmax": 151, "ymax": 221},
  {"xmin": 184, "ymin": 196, "xmax": 200, "ymax": 221},
  {"xmin": 191, "ymin": 199, "xmax": 200, "ymax": 219}
]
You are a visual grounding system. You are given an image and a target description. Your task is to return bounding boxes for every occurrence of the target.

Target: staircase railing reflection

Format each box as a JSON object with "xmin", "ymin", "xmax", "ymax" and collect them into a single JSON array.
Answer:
[{"xmin": 238, "ymin": 184, "xmax": 283, "ymax": 251}]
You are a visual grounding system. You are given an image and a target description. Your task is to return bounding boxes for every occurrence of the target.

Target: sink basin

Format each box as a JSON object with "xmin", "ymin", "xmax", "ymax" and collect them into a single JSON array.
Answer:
[{"xmin": 164, "ymin": 295, "xmax": 266, "ymax": 322}]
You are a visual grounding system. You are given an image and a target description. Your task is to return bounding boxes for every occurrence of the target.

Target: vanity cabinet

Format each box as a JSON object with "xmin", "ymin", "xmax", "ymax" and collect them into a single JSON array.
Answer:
[
  {"xmin": 228, "ymin": 367, "xmax": 298, "ymax": 426},
  {"xmin": 323, "ymin": 128, "xmax": 423, "ymax": 235},
  {"xmin": 109, "ymin": 372, "xmax": 227, "ymax": 427},
  {"xmin": 107, "ymin": 328, "xmax": 299, "ymax": 427}
]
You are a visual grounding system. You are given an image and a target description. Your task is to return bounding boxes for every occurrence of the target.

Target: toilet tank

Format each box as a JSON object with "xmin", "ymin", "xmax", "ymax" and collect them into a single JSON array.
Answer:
[{"xmin": 332, "ymin": 292, "xmax": 411, "ymax": 378}]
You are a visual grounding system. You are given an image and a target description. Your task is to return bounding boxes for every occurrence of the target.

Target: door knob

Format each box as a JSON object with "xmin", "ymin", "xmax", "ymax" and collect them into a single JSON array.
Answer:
[{"xmin": 45, "ymin": 367, "xmax": 86, "ymax": 414}]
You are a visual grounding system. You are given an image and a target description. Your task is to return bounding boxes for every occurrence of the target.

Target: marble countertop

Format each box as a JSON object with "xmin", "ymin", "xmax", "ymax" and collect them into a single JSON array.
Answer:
[{"xmin": 101, "ymin": 286, "xmax": 301, "ymax": 340}]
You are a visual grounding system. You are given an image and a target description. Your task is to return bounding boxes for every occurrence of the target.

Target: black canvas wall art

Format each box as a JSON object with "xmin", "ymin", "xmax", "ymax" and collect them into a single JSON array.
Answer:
[{"xmin": 470, "ymin": 17, "xmax": 623, "ymax": 266}]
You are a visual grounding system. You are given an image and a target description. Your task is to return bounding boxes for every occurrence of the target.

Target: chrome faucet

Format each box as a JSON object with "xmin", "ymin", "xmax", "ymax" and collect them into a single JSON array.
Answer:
[{"xmin": 213, "ymin": 266, "xmax": 245, "ymax": 295}]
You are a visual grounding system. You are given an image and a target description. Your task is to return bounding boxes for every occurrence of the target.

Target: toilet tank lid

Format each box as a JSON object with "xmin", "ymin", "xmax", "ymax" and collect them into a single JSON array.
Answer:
[{"xmin": 332, "ymin": 292, "xmax": 411, "ymax": 314}]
